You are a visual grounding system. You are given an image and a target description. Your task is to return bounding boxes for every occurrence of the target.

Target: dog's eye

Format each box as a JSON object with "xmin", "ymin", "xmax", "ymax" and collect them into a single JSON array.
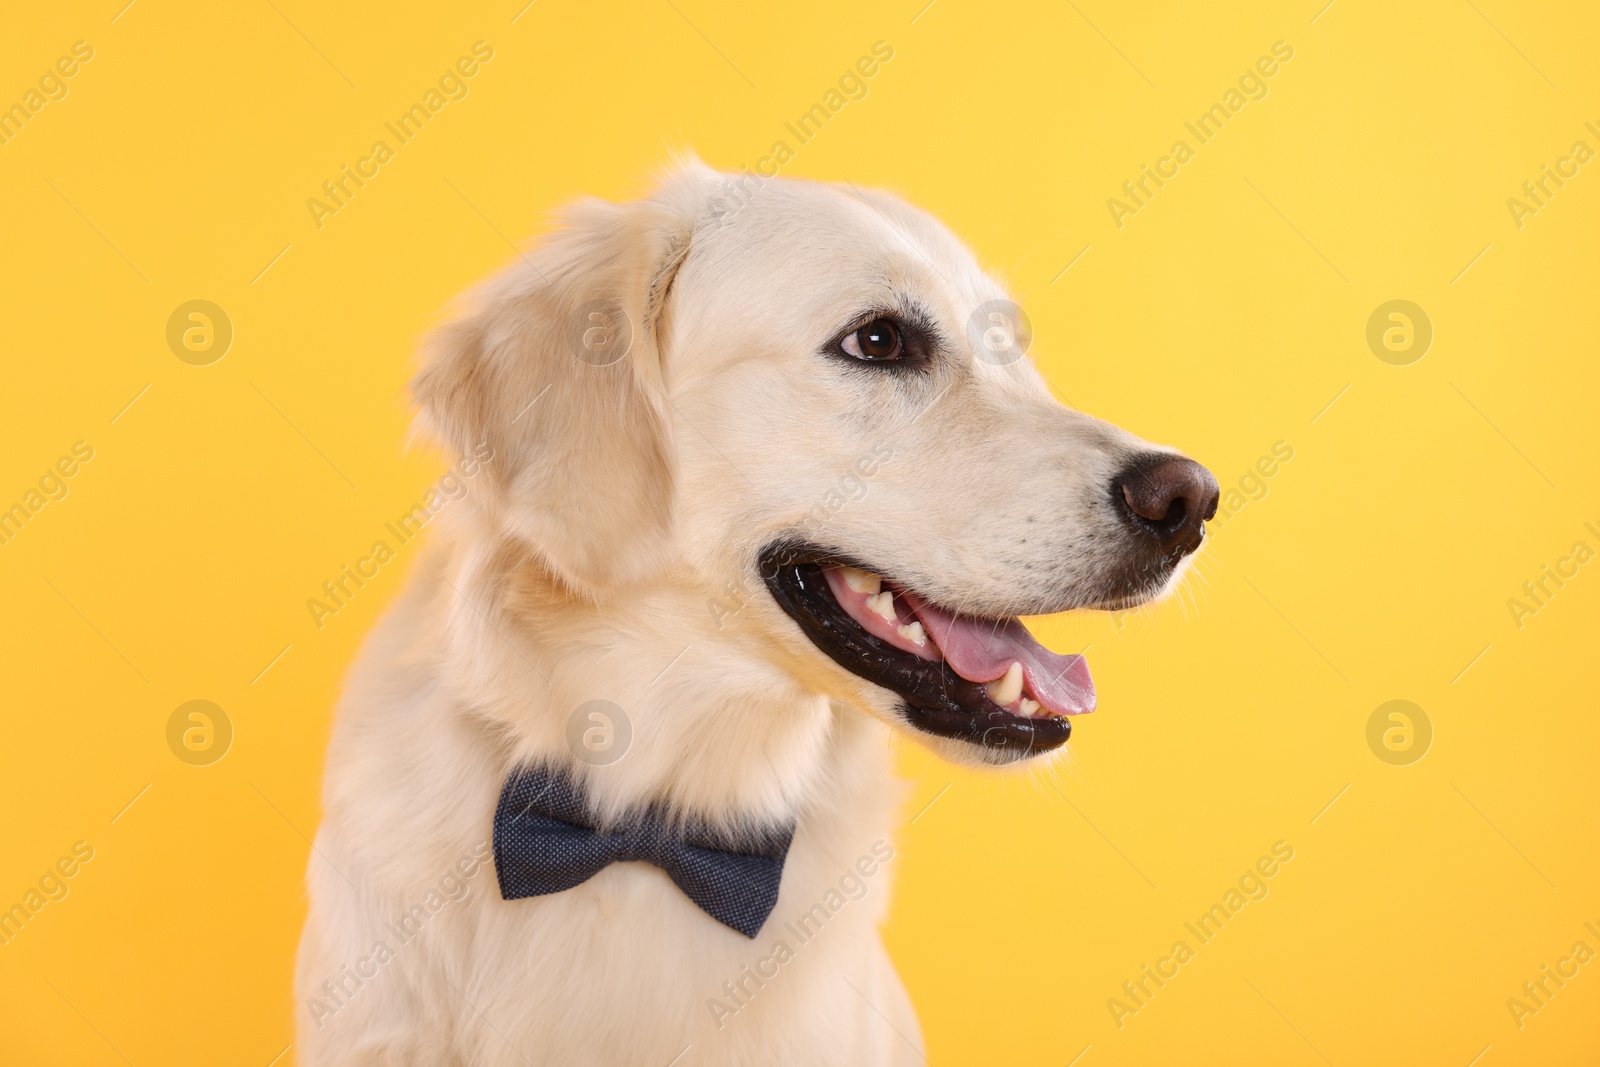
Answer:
[{"xmin": 839, "ymin": 318, "xmax": 903, "ymax": 362}]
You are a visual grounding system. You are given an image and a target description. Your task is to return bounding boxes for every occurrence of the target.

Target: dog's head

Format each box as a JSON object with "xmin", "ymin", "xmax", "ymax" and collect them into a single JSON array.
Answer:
[{"xmin": 414, "ymin": 162, "xmax": 1216, "ymax": 768}]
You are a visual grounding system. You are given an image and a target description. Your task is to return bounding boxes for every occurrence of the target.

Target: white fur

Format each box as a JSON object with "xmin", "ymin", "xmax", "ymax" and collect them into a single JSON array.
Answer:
[{"xmin": 295, "ymin": 160, "xmax": 1178, "ymax": 1065}]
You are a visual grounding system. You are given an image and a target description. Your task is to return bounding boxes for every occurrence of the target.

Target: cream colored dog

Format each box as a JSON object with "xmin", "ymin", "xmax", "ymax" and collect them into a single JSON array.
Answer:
[{"xmin": 294, "ymin": 160, "xmax": 1217, "ymax": 1066}]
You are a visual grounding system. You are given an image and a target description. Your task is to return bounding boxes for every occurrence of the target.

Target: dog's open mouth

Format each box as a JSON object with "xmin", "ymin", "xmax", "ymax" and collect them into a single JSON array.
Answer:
[{"xmin": 760, "ymin": 544, "xmax": 1093, "ymax": 755}]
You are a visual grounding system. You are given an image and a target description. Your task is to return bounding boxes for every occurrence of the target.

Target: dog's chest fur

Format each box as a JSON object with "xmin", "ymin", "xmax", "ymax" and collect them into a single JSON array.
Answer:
[{"xmin": 295, "ymin": 552, "xmax": 923, "ymax": 1066}]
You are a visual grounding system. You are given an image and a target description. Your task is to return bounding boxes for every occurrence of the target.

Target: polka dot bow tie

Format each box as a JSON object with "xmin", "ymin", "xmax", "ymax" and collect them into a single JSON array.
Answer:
[{"xmin": 492, "ymin": 765, "xmax": 795, "ymax": 939}]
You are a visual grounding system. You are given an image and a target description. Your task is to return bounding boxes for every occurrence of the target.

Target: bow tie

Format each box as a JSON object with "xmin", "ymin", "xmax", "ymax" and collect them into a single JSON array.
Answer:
[{"xmin": 492, "ymin": 765, "xmax": 795, "ymax": 938}]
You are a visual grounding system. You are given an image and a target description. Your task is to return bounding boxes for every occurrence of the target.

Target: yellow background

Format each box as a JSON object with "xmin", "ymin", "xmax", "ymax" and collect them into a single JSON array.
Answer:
[{"xmin": 2, "ymin": 0, "xmax": 1596, "ymax": 1063}]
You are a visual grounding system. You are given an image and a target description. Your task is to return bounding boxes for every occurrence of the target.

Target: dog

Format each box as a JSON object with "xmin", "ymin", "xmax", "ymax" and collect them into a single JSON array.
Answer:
[{"xmin": 294, "ymin": 159, "xmax": 1218, "ymax": 1066}]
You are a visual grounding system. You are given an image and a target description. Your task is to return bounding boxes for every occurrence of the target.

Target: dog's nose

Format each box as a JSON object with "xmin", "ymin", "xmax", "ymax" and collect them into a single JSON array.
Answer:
[{"xmin": 1113, "ymin": 455, "xmax": 1220, "ymax": 555}]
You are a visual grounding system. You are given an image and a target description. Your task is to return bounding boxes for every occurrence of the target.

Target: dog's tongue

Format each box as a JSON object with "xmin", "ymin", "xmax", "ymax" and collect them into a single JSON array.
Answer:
[{"xmin": 900, "ymin": 590, "xmax": 1096, "ymax": 716}]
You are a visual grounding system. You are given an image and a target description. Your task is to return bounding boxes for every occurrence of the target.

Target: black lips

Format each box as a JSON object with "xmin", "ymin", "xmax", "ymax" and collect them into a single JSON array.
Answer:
[{"xmin": 759, "ymin": 543, "xmax": 1070, "ymax": 755}]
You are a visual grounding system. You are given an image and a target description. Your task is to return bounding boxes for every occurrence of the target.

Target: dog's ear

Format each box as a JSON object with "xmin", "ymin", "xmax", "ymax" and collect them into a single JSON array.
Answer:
[{"xmin": 412, "ymin": 167, "xmax": 707, "ymax": 592}]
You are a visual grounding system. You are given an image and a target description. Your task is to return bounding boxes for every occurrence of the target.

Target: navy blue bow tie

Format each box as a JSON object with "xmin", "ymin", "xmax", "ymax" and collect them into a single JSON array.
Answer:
[{"xmin": 493, "ymin": 766, "xmax": 795, "ymax": 938}]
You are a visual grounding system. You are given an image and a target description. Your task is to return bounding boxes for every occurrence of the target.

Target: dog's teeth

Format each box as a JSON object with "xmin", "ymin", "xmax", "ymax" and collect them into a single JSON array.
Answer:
[
  {"xmin": 1018, "ymin": 697, "xmax": 1041, "ymax": 717},
  {"xmin": 866, "ymin": 591, "xmax": 897, "ymax": 622},
  {"xmin": 897, "ymin": 621, "xmax": 926, "ymax": 647},
  {"xmin": 988, "ymin": 661, "xmax": 1024, "ymax": 706},
  {"xmin": 840, "ymin": 567, "xmax": 881, "ymax": 595}
]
